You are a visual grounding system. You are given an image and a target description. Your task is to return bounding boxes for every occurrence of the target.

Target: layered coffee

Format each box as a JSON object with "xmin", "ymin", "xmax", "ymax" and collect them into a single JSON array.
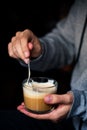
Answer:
[{"xmin": 23, "ymin": 77, "xmax": 58, "ymax": 114}]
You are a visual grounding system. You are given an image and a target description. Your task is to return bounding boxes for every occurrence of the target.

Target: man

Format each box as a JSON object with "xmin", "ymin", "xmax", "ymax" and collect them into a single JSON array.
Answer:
[{"xmin": 7, "ymin": 0, "xmax": 87, "ymax": 130}]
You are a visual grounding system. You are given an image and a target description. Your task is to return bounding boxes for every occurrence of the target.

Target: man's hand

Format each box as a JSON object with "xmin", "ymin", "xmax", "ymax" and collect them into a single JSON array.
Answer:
[
  {"xmin": 17, "ymin": 92, "xmax": 74, "ymax": 123},
  {"xmin": 8, "ymin": 29, "xmax": 42, "ymax": 64}
]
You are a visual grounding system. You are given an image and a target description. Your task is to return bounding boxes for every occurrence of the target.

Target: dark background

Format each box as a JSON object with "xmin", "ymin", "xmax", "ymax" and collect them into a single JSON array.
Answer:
[{"xmin": 0, "ymin": 0, "xmax": 74, "ymax": 109}]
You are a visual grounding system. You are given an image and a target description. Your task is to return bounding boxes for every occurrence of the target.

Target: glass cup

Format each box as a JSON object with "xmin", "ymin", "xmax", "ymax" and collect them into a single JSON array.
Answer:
[{"xmin": 22, "ymin": 77, "xmax": 58, "ymax": 114}]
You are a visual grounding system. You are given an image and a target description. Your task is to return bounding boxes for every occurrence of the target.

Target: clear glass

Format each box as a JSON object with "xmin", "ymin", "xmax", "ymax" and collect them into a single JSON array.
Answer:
[{"xmin": 22, "ymin": 77, "xmax": 58, "ymax": 114}]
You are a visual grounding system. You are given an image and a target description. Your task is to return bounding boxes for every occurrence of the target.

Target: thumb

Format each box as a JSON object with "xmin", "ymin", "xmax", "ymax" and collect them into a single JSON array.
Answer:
[
  {"xmin": 28, "ymin": 42, "xmax": 33, "ymax": 50},
  {"xmin": 44, "ymin": 93, "xmax": 73, "ymax": 104}
]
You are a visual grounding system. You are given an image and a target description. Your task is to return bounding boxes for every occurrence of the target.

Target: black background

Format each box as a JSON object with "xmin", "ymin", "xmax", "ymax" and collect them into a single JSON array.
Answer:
[{"xmin": 0, "ymin": 0, "xmax": 74, "ymax": 109}]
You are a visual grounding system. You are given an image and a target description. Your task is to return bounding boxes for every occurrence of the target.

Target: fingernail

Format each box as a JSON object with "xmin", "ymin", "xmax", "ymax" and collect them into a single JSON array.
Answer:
[
  {"xmin": 24, "ymin": 51, "xmax": 29, "ymax": 57},
  {"xmin": 44, "ymin": 95, "xmax": 52, "ymax": 103},
  {"xmin": 24, "ymin": 59, "xmax": 29, "ymax": 64}
]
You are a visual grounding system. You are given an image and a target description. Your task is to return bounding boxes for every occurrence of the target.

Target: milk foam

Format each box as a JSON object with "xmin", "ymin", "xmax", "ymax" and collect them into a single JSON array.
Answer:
[{"xmin": 23, "ymin": 81, "xmax": 57, "ymax": 98}]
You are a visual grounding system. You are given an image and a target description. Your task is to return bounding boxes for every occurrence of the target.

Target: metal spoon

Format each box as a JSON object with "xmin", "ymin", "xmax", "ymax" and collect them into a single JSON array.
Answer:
[{"xmin": 27, "ymin": 61, "xmax": 31, "ymax": 84}]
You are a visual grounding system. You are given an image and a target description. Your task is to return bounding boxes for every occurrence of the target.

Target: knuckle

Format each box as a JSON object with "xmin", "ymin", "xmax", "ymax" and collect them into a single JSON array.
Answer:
[
  {"xmin": 9, "ymin": 51, "xmax": 13, "ymax": 57},
  {"xmin": 11, "ymin": 36, "xmax": 16, "ymax": 42},
  {"xmin": 16, "ymin": 31, "xmax": 21, "ymax": 36}
]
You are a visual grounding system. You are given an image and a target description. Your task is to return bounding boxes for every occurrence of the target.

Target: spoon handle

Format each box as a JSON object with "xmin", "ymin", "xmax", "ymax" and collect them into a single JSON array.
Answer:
[{"xmin": 27, "ymin": 61, "xmax": 31, "ymax": 83}]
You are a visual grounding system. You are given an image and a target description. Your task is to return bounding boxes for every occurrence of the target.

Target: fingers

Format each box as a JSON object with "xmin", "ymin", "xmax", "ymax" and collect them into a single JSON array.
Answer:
[
  {"xmin": 8, "ymin": 42, "xmax": 17, "ymax": 58},
  {"xmin": 17, "ymin": 102, "xmax": 69, "ymax": 122},
  {"xmin": 8, "ymin": 30, "xmax": 33, "ymax": 64},
  {"xmin": 17, "ymin": 93, "xmax": 74, "ymax": 122},
  {"xmin": 17, "ymin": 103, "xmax": 56, "ymax": 120}
]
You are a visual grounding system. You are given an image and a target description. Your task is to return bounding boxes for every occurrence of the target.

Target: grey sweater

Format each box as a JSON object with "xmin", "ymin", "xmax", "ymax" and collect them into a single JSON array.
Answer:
[{"xmin": 21, "ymin": 0, "xmax": 87, "ymax": 129}]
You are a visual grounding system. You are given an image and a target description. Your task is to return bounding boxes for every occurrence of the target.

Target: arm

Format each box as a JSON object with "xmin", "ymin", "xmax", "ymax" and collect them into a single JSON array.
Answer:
[{"xmin": 8, "ymin": 0, "xmax": 78, "ymax": 72}]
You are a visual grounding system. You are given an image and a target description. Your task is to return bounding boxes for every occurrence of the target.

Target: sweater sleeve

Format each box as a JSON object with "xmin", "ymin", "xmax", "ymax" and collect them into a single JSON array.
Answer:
[
  {"xmin": 30, "ymin": 6, "xmax": 77, "ymax": 71},
  {"xmin": 20, "ymin": 0, "xmax": 79, "ymax": 71},
  {"xmin": 67, "ymin": 68, "xmax": 87, "ymax": 121},
  {"xmin": 67, "ymin": 90, "xmax": 87, "ymax": 121}
]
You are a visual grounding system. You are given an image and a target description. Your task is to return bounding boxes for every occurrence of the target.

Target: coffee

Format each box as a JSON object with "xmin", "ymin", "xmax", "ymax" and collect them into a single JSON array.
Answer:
[{"xmin": 23, "ymin": 77, "xmax": 58, "ymax": 114}]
